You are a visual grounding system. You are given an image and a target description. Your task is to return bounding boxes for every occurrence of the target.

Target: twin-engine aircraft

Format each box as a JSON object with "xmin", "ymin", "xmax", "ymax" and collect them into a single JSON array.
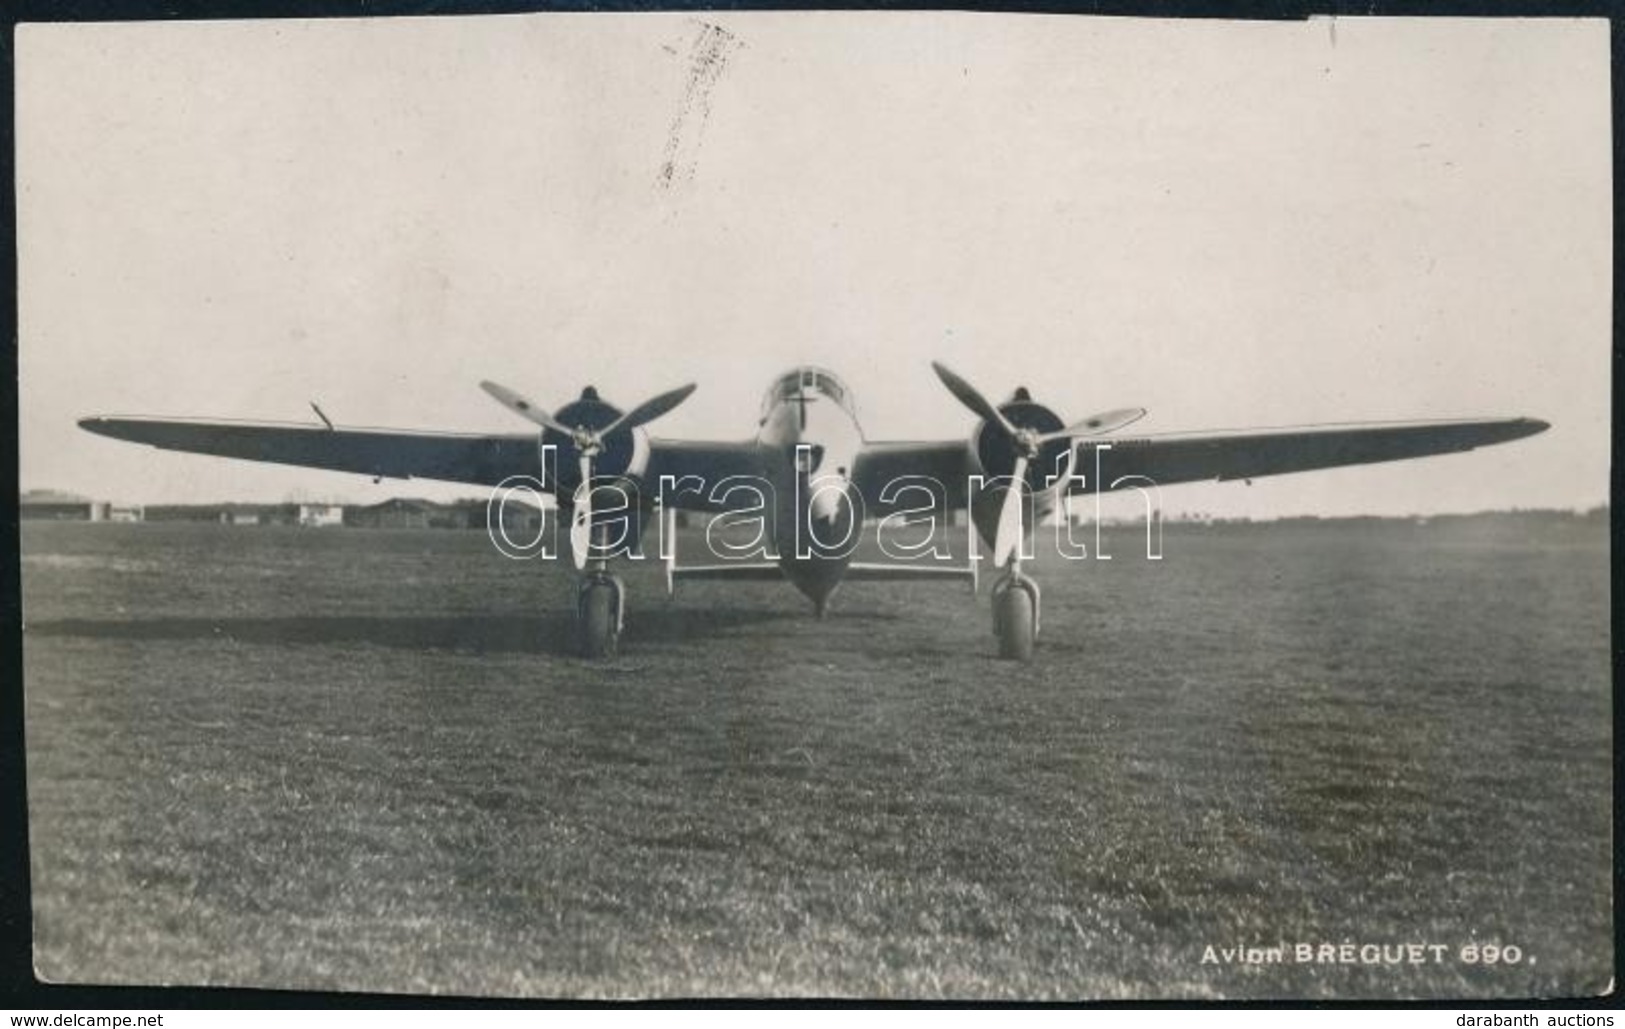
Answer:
[{"xmin": 79, "ymin": 364, "xmax": 1548, "ymax": 660}]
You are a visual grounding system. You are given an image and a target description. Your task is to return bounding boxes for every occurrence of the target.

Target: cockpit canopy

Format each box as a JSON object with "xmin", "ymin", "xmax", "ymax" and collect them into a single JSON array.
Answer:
[{"xmin": 760, "ymin": 366, "xmax": 856, "ymax": 420}]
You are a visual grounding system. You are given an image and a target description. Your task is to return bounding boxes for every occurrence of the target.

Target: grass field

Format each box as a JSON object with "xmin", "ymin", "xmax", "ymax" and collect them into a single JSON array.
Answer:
[{"xmin": 20, "ymin": 516, "xmax": 1612, "ymax": 1000}]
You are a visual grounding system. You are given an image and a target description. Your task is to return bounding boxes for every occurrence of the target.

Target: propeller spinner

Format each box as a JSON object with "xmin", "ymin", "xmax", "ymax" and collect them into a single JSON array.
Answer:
[{"xmin": 481, "ymin": 379, "xmax": 696, "ymax": 569}]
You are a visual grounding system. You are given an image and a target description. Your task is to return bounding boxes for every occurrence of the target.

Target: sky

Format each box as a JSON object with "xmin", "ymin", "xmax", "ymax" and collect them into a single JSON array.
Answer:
[{"xmin": 16, "ymin": 14, "xmax": 1612, "ymax": 518}]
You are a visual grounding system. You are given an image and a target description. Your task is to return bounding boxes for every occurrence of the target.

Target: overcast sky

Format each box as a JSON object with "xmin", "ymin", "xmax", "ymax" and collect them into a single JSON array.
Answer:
[{"xmin": 17, "ymin": 14, "xmax": 1611, "ymax": 517}]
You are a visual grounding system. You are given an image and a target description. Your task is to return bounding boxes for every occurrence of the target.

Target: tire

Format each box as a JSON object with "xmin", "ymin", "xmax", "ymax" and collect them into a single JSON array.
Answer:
[
  {"xmin": 995, "ymin": 587, "xmax": 1035, "ymax": 662},
  {"xmin": 579, "ymin": 583, "xmax": 619, "ymax": 659}
]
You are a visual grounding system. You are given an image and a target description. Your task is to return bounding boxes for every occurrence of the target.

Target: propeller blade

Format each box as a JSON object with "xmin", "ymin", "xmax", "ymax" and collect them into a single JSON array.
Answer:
[
  {"xmin": 931, "ymin": 362, "xmax": 1019, "ymax": 438},
  {"xmin": 993, "ymin": 454, "xmax": 1029, "ymax": 568},
  {"xmin": 570, "ymin": 453, "xmax": 594, "ymax": 571},
  {"xmin": 1040, "ymin": 407, "xmax": 1148, "ymax": 442},
  {"xmin": 601, "ymin": 383, "xmax": 697, "ymax": 437},
  {"xmin": 480, "ymin": 380, "xmax": 572, "ymax": 435}
]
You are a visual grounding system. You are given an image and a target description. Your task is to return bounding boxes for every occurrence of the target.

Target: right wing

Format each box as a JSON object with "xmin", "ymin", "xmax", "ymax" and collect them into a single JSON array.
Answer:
[
  {"xmin": 1072, "ymin": 417, "xmax": 1550, "ymax": 492},
  {"xmin": 643, "ymin": 439, "xmax": 769, "ymax": 513},
  {"xmin": 78, "ymin": 416, "xmax": 543, "ymax": 488},
  {"xmin": 851, "ymin": 440, "xmax": 973, "ymax": 516},
  {"xmin": 79, "ymin": 415, "xmax": 770, "ymax": 507}
]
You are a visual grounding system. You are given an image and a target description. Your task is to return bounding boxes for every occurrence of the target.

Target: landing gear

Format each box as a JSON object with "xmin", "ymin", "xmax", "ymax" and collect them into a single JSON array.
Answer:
[
  {"xmin": 574, "ymin": 517, "xmax": 625, "ymax": 659},
  {"xmin": 991, "ymin": 569, "xmax": 1040, "ymax": 662},
  {"xmin": 576, "ymin": 572, "xmax": 624, "ymax": 658}
]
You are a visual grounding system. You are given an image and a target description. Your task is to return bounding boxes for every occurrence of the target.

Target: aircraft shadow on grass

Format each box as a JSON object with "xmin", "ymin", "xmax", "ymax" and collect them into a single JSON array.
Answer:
[{"xmin": 28, "ymin": 608, "xmax": 810, "ymax": 657}]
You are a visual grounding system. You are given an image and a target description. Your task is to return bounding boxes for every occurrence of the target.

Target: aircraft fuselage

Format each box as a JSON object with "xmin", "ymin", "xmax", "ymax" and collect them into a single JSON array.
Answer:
[{"xmin": 752, "ymin": 367, "xmax": 867, "ymax": 613}]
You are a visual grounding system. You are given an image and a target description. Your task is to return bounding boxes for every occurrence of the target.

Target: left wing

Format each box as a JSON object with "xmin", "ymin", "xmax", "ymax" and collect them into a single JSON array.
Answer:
[
  {"xmin": 78, "ymin": 416, "xmax": 543, "ymax": 488},
  {"xmin": 1070, "ymin": 417, "xmax": 1550, "ymax": 492}
]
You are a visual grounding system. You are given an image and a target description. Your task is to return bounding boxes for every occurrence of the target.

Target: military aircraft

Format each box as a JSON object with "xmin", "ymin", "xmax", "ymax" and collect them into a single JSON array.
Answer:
[{"xmin": 79, "ymin": 364, "xmax": 1548, "ymax": 660}]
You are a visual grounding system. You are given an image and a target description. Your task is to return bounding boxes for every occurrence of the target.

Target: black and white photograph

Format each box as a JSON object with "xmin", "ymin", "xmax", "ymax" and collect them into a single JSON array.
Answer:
[{"xmin": 15, "ymin": 12, "xmax": 1612, "ymax": 1000}]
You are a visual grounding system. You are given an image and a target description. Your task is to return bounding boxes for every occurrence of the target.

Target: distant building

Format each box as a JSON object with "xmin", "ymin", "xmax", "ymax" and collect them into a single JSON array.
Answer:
[
  {"xmin": 63, "ymin": 495, "xmax": 561, "ymax": 533},
  {"xmin": 298, "ymin": 503, "xmax": 345, "ymax": 528},
  {"xmin": 144, "ymin": 502, "xmax": 297, "ymax": 525},
  {"xmin": 19, "ymin": 493, "xmax": 143, "ymax": 523},
  {"xmin": 20, "ymin": 490, "xmax": 95, "ymax": 521},
  {"xmin": 144, "ymin": 504, "xmax": 221, "ymax": 523},
  {"xmin": 472, "ymin": 495, "xmax": 547, "ymax": 537},
  {"xmin": 348, "ymin": 498, "xmax": 462, "ymax": 530},
  {"xmin": 349, "ymin": 499, "xmax": 418, "ymax": 530}
]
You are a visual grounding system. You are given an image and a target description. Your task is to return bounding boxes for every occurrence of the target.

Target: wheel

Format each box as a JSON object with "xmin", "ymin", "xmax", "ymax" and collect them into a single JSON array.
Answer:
[
  {"xmin": 995, "ymin": 586, "xmax": 1035, "ymax": 662},
  {"xmin": 579, "ymin": 581, "xmax": 619, "ymax": 658}
]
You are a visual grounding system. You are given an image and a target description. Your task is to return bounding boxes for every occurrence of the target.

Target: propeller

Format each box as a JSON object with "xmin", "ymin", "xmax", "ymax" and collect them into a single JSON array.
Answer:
[
  {"xmin": 993, "ymin": 451, "xmax": 1031, "ymax": 568},
  {"xmin": 479, "ymin": 380, "xmax": 573, "ymax": 435},
  {"xmin": 930, "ymin": 362, "xmax": 1146, "ymax": 567},
  {"xmin": 481, "ymin": 379, "xmax": 696, "ymax": 569},
  {"xmin": 931, "ymin": 361, "xmax": 1020, "ymax": 439},
  {"xmin": 571, "ymin": 451, "xmax": 594, "ymax": 572},
  {"xmin": 600, "ymin": 383, "xmax": 697, "ymax": 438},
  {"xmin": 1041, "ymin": 406, "xmax": 1146, "ymax": 440}
]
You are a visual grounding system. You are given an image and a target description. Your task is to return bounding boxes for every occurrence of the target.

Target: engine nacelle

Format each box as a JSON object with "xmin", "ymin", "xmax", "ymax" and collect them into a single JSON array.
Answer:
[
  {"xmin": 538, "ymin": 393, "xmax": 653, "ymax": 492},
  {"xmin": 541, "ymin": 391, "xmax": 655, "ymax": 559},
  {"xmin": 967, "ymin": 394, "xmax": 1074, "ymax": 554}
]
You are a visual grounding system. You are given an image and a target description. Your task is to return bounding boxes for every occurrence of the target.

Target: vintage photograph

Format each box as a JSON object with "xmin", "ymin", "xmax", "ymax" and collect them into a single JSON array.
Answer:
[{"xmin": 16, "ymin": 13, "xmax": 1611, "ymax": 999}]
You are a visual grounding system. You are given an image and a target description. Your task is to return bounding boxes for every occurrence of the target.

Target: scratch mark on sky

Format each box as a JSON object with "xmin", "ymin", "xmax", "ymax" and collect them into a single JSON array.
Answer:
[{"xmin": 658, "ymin": 21, "xmax": 742, "ymax": 191}]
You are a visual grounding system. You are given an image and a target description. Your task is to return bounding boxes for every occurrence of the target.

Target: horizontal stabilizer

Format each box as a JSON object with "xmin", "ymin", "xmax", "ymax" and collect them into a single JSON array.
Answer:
[
  {"xmin": 844, "ymin": 561, "xmax": 979, "ymax": 589},
  {"xmin": 666, "ymin": 561, "xmax": 786, "ymax": 594},
  {"xmin": 667, "ymin": 562, "xmax": 787, "ymax": 582},
  {"xmin": 663, "ymin": 558, "xmax": 979, "ymax": 594}
]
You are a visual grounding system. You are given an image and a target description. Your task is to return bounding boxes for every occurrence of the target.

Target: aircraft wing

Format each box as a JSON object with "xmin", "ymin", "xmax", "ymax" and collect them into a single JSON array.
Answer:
[
  {"xmin": 1071, "ymin": 417, "xmax": 1550, "ymax": 492},
  {"xmin": 79, "ymin": 416, "xmax": 772, "ymax": 504},
  {"xmin": 851, "ymin": 441, "xmax": 973, "ymax": 515},
  {"xmin": 643, "ymin": 439, "xmax": 768, "ymax": 513},
  {"xmin": 78, "ymin": 416, "xmax": 544, "ymax": 488},
  {"xmin": 80, "ymin": 413, "xmax": 1547, "ymax": 502}
]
